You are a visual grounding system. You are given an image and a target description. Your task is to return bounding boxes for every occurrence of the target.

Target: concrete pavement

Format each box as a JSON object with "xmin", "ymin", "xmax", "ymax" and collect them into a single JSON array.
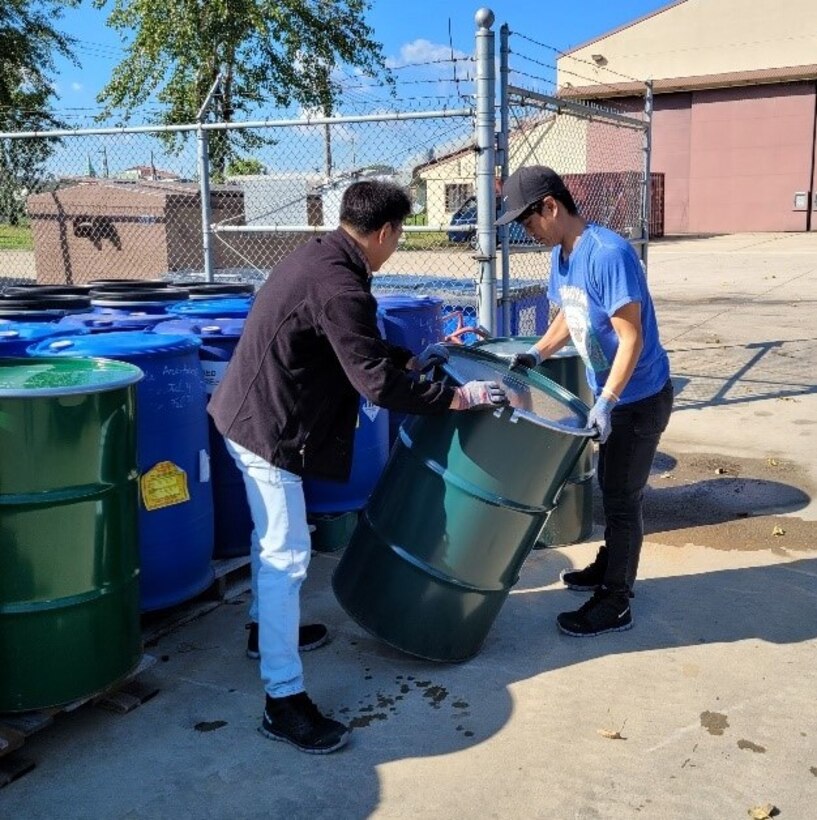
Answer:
[{"xmin": 2, "ymin": 233, "xmax": 816, "ymax": 820}]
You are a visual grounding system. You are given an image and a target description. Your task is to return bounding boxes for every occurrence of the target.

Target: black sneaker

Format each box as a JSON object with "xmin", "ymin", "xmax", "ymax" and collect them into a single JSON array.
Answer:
[
  {"xmin": 559, "ymin": 546, "xmax": 608, "ymax": 591},
  {"xmin": 557, "ymin": 586, "xmax": 633, "ymax": 637},
  {"xmin": 260, "ymin": 692, "xmax": 350, "ymax": 754},
  {"xmin": 246, "ymin": 622, "xmax": 329, "ymax": 659}
]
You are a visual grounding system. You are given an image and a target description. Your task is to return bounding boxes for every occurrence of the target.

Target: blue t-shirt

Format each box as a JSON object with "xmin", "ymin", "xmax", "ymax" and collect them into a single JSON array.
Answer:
[{"xmin": 548, "ymin": 223, "xmax": 669, "ymax": 404}]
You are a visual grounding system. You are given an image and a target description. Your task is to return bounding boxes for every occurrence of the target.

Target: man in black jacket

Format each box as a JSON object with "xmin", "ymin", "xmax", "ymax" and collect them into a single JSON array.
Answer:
[{"xmin": 209, "ymin": 180, "xmax": 506, "ymax": 754}]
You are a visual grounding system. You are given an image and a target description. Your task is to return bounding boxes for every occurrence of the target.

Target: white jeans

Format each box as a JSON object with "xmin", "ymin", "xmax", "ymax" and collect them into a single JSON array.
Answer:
[{"xmin": 226, "ymin": 439, "xmax": 311, "ymax": 698}]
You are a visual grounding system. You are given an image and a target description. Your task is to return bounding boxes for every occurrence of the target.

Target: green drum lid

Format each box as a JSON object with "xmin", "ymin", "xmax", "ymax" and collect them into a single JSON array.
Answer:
[
  {"xmin": 0, "ymin": 357, "xmax": 143, "ymax": 397},
  {"xmin": 442, "ymin": 346, "xmax": 589, "ymax": 433}
]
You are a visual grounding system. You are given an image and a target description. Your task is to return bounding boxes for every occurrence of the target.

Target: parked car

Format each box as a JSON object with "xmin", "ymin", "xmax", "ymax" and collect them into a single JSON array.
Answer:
[{"xmin": 447, "ymin": 196, "xmax": 536, "ymax": 246}]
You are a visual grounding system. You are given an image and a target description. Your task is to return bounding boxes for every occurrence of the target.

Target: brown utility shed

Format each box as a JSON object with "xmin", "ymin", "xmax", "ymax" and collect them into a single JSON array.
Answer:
[{"xmin": 27, "ymin": 179, "xmax": 245, "ymax": 284}]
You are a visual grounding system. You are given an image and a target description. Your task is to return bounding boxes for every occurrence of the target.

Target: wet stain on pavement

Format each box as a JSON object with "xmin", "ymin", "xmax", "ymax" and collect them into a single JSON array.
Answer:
[
  {"xmin": 810, "ymin": 766, "xmax": 817, "ymax": 777},
  {"xmin": 344, "ymin": 674, "xmax": 474, "ymax": 736},
  {"xmin": 614, "ymin": 450, "xmax": 817, "ymax": 551},
  {"xmin": 422, "ymin": 686, "xmax": 448, "ymax": 708},
  {"xmin": 700, "ymin": 711, "xmax": 729, "ymax": 735},
  {"xmin": 737, "ymin": 739, "xmax": 766, "ymax": 753},
  {"xmin": 350, "ymin": 713, "xmax": 388, "ymax": 728},
  {"xmin": 194, "ymin": 720, "xmax": 227, "ymax": 732}
]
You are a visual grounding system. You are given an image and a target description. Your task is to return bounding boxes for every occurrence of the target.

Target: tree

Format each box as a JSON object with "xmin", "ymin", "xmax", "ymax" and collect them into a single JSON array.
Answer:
[
  {"xmin": 0, "ymin": 1, "xmax": 78, "ymax": 224},
  {"xmin": 94, "ymin": 0, "xmax": 392, "ymax": 172},
  {"xmin": 226, "ymin": 157, "xmax": 267, "ymax": 177}
]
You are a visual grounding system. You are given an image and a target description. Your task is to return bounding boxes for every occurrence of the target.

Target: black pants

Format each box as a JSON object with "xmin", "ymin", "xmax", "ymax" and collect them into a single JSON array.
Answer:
[{"xmin": 597, "ymin": 378, "xmax": 674, "ymax": 591}]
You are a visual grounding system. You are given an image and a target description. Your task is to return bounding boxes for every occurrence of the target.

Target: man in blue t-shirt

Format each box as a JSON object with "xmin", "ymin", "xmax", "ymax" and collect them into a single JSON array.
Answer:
[{"xmin": 497, "ymin": 166, "xmax": 673, "ymax": 637}]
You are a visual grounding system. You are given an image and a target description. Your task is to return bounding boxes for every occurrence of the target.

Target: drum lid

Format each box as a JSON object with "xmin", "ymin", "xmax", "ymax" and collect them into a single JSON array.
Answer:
[{"xmin": 441, "ymin": 346, "xmax": 590, "ymax": 435}]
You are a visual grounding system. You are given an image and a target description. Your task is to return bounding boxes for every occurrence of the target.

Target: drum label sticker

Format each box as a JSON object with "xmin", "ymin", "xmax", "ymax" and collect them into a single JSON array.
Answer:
[
  {"xmin": 361, "ymin": 400, "xmax": 380, "ymax": 422},
  {"xmin": 141, "ymin": 460, "xmax": 191, "ymax": 511},
  {"xmin": 202, "ymin": 361, "xmax": 229, "ymax": 394}
]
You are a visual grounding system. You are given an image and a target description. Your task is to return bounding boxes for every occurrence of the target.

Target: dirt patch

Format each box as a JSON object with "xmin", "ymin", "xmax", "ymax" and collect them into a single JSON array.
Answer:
[{"xmin": 594, "ymin": 450, "xmax": 816, "ymax": 551}]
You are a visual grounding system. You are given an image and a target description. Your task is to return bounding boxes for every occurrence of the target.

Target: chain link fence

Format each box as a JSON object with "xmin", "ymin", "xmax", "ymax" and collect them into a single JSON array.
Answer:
[
  {"xmin": 499, "ymin": 27, "xmax": 651, "ymax": 332},
  {"xmin": 1, "ymin": 16, "xmax": 652, "ymax": 342}
]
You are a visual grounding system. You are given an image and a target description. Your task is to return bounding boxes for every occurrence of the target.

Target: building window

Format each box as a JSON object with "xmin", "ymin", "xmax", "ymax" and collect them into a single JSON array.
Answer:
[{"xmin": 445, "ymin": 183, "xmax": 474, "ymax": 212}]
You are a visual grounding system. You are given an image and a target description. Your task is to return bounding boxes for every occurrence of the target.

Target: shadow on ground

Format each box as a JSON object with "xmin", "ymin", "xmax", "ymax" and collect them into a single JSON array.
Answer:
[
  {"xmin": 668, "ymin": 337, "xmax": 817, "ymax": 410},
  {"xmin": 142, "ymin": 553, "xmax": 817, "ymax": 819}
]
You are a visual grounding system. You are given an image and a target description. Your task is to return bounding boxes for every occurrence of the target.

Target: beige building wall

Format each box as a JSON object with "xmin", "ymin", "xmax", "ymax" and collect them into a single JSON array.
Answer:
[{"xmin": 558, "ymin": 0, "xmax": 817, "ymax": 89}]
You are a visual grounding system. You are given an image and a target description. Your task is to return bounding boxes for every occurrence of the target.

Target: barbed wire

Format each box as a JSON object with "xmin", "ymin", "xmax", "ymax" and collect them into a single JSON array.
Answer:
[
  {"xmin": 510, "ymin": 31, "xmax": 644, "ymax": 85},
  {"xmin": 510, "ymin": 50, "xmax": 640, "ymax": 97},
  {"xmin": 389, "ymin": 57, "xmax": 475, "ymax": 71}
]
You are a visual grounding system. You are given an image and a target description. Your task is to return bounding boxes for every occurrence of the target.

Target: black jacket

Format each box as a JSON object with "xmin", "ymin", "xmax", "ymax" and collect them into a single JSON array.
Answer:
[{"xmin": 208, "ymin": 228, "xmax": 455, "ymax": 480}]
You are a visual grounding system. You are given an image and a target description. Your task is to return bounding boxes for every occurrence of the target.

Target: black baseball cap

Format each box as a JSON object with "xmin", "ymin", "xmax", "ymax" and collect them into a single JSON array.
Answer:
[{"xmin": 495, "ymin": 166, "xmax": 571, "ymax": 225}]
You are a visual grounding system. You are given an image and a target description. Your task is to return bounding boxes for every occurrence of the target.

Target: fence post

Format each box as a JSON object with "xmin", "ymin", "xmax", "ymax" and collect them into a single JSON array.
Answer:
[
  {"xmin": 197, "ymin": 74, "xmax": 222, "ymax": 283},
  {"xmin": 498, "ymin": 22, "xmax": 511, "ymax": 335},
  {"xmin": 641, "ymin": 79, "xmax": 654, "ymax": 271},
  {"xmin": 475, "ymin": 8, "xmax": 497, "ymax": 335}
]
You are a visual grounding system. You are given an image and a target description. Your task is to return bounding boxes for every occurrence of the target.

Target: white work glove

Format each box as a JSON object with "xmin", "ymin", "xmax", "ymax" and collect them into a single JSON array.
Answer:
[
  {"xmin": 413, "ymin": 343, "xmax": 449, "ymax": 373},
  {"xmin": 509, "ymin": 345, "xmax": 542, "ymax": 370},
  {"xmin": 453, "ymin": 380, "xmax": 508, "ymax": 410},
  {"xmin": 587, "ymin": 395, "xmax": 617, "ymax": 444}
]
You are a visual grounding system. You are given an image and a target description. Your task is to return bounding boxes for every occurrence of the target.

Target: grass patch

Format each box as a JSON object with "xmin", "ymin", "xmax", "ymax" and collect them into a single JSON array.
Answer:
[
  {"xmin": 0, "ymin": 224, "xmax": 33, "ymax": 251},
  {"xmin": 400, "ymin": 231, "xmax": 463, "ymax": 251}
]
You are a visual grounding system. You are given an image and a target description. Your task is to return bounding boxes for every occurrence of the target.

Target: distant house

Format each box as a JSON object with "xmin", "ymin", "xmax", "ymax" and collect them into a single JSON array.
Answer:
[
  {"xmin": 414, "ymin": 116, "xmax": 590, "ymax": 226},
  {"xmin": 225, "ymin": 167, "xmax": 399, "ymax": 228},
  {"xmin": 117, "ymin": 165, "xmax": 182, "ymax": 183}
]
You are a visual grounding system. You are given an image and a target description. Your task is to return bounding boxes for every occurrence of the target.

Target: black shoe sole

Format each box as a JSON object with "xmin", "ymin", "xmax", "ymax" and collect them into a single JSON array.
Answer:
[
  {"xmin": 559, "ymin": 569, "xmax": 602, "ymax": 592},
  {"xmin": 559, "ymin": 572, "xmax": 636, "ymax": 598},
  {"xmin": 246, "ymin": 633, "xmax": 329, "ymax": 659},
  {"xmin": 299, "ymin": 634, "xmax": 329, "ymax": 652},
  {"xmin": 258, "ymin": 723, "xmax": 350, "ymax": 754},
  {"xmin": 557, "ymin": 619, "xmax": 634, "ymax": 637}
]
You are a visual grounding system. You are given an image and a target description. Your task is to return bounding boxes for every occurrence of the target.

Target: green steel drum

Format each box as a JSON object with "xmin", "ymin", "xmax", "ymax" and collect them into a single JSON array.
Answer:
[
  {"xmin": 332, "ymin": 346, "xmax": 592, "ymax": 662},
  {"xmin": 0, "ymin": 357, "xmax": 143, "ymax": 712},
  {"xmin": 475, "ymin": 337, "xmax": 595, "ymax": 548}
]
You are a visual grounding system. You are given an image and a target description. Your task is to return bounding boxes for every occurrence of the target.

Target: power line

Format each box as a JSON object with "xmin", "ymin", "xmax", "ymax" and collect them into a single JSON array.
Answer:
[{"xmin": 510, "ymin": 30, "xmax": 644, "ymax": 85}]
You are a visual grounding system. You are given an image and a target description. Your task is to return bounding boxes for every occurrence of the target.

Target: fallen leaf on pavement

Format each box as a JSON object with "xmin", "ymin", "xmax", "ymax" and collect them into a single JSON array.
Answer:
[
  {"xmin": 597, "ymin": 728, "xmax": 626, "ymax": 740},
  {"xmin": 747, "ymin": 803, "xmax": 778, "ymax": 819},
  {"xmin": 772, "ymin": 526, "xmax": 786, "ymax": 537}
]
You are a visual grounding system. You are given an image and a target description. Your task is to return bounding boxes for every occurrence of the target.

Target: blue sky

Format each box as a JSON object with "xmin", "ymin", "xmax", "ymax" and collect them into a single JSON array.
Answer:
[{"xmin": 51, "ymin": 0, "xmax": 670, "ymax": 121}]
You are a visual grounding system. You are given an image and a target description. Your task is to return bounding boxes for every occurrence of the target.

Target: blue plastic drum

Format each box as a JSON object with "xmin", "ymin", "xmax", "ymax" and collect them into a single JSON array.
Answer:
[
  {"xmin": 153, "ymin": 317, "xmax": 251, "ymax": 558},
  {"xmin": 58, "ymin": 312, "xmax": 175, "ymax": 333},
  {"xmin": 375, "ymin": 293, "xmax": 444, "ymax": 445},
  {"xmin": 167, "ymin": 298, "xmax": 253, "ymax": 319},
  {"xmin": 0, "ymin": 322, "xmax": 86, "ymax": 356},
  {"xmin": 375, "ymin": 294, "xmax": 444, "ymax": 351},
  {"xmin": 29, "ymin": 332, "xmax": 215, "ymax": 611},
  {"xmin": 303, "ymin": 396, "xmax": 390, "ymax": 514}
]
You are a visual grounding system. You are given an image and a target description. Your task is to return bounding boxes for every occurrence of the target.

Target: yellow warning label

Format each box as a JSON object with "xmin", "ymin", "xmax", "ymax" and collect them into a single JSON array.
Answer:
[{"xmin": 140, "ymin": 460, "xmax": 190, "ymax": 511}]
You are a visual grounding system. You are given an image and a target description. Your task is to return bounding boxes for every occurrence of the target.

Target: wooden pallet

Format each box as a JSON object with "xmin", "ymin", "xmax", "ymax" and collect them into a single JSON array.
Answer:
[{"xmin": 0, "ymin": 654, "xmax": 158, "ymax": 788}]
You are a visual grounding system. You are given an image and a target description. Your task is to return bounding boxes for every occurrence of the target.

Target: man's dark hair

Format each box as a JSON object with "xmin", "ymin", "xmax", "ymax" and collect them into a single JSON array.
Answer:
[
  {"xmin": 550, "ymin": 187, "xmax": 579, "ymax": 216},
  {"xmin": 340, "ymin": 179, "xmax": 412, "ymax": 234}
]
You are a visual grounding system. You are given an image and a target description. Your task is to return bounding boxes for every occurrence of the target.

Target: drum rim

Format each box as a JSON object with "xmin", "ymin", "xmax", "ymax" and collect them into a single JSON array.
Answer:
[{"xmin": 442, "ymin": 345, "xmax": 593, "ymax": 437}]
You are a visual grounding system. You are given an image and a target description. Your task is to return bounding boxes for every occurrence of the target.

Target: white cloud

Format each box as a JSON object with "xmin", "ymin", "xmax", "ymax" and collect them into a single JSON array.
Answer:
[
  {"xmin": 387, "ymin": 39, "xmax": 470, "ymax": 69},
  {"xmin": 71, "ymin": 81, "xmax": 83, "ymax": 92}
]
